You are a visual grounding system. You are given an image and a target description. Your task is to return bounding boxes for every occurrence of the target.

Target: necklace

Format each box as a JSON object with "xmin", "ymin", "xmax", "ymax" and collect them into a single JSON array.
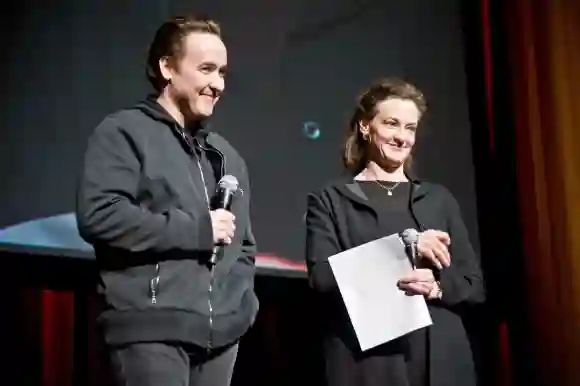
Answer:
[{"xmin": 373, "ymin": 180, "xmax": 401, "ymax": 196}]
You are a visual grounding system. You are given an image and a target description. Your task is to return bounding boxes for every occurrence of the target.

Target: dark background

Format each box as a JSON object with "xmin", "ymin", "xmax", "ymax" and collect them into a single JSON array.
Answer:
[
  {"xmin": 0, "ymin": 0, "xmax": 479, "ymax": 262},
  {"xmin": 0, "ymin": 1, "xmax": 530, "ymax": 386}
]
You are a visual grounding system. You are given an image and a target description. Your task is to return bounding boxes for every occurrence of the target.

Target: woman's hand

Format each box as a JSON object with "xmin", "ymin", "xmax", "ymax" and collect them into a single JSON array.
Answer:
[
  {"xmin": 397, "ymin": 269, "xmax": 442, "ymax": 299},
  {"xmin": 417, "ymin": 230, "xmax": 451, "ymax": 270}
]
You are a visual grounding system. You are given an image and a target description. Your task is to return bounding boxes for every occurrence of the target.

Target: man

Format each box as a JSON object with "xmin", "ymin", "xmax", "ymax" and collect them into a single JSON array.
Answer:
[{"xmin": 76, "ymin": 15, "xmax": 258, "ymax": 386}]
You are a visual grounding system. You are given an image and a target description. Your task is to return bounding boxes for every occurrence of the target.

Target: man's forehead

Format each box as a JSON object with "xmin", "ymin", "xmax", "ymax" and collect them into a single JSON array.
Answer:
[{"xmin": 182, "ymin": 32, "xmax": 227, "ymax": 62}]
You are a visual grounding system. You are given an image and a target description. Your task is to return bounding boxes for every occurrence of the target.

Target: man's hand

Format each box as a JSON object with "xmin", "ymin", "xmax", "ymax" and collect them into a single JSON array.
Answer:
[{"xmin": 210, "ymin": 209, "xmax": 235, "ymax": 245}]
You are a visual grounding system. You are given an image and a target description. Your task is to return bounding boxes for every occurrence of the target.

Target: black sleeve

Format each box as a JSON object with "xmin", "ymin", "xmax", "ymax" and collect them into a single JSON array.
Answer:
[
  {"xmin": 75, "ymin": 117, "xmax": 214, "ymax": 254},
  {"xmin": 435, "ymin": 189, "xmax": 486, "ymax": 308},
  {"xmin": 305, "ymin": 191, "xmax": 341, "ymax": 292},
  {"xmin": 239, "ymin": 164, "xmax": 257, "ymax": 267}
]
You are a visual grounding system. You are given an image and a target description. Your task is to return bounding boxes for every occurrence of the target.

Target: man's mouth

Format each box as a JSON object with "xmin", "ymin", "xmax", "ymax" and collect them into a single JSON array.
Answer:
[{"xmin": 200, "ymin": 93, "xmax": 216, "ymax": 102}]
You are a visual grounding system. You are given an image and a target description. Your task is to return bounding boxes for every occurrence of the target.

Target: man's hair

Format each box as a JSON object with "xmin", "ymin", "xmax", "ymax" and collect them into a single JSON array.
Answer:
[
  {"xmin": 146, "ymin": 15, "xmax": 221, "ymax": 92},
  {"xmin": 342, "ymin": 77, "xmax": 427, "ymax": 173}
]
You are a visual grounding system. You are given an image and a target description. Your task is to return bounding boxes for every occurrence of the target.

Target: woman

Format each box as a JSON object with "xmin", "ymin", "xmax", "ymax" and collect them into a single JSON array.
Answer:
[{"xmin": 305, "ymin": 78, "xmax": 485, "ymax": 386}]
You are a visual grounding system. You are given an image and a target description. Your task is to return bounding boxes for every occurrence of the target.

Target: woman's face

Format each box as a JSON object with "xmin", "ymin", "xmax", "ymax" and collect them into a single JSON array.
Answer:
[{"xmin": 359, "ymin": 97, "xmax": 420, "ymax": 168}]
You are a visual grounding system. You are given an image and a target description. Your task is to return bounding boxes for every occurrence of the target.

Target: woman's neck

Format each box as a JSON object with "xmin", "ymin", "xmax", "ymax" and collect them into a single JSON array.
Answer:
[{"xmin": 356, "ymin": 161, "xmax": 407, "ymax": 182}]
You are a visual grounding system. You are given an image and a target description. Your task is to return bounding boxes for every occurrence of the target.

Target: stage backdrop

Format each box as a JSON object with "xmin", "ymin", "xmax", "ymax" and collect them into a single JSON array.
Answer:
[{"xmin": 0, "ymin": 0, "xmax": 480, "ymax": 264}]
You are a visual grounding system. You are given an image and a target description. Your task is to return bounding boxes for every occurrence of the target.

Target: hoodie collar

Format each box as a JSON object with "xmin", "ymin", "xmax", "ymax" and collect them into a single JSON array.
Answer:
[
  {"xmin": 137, "ymin": 95, "xmax": 177, "ymax": 124},
  {"xmin": 135, "ymin": 95, "xmax": 210, "ymax": 152}
]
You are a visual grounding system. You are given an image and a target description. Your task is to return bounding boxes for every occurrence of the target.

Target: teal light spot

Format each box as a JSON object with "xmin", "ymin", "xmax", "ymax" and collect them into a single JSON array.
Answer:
[{"xmin": 303, "ymin": 121, "xmax": 320, "ymax": 139}]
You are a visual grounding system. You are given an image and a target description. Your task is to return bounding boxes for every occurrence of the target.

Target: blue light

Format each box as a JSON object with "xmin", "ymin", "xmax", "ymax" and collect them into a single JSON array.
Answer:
[{"xmin": 303, "ymin": 121, "xmax": 321, "ymax": 139}]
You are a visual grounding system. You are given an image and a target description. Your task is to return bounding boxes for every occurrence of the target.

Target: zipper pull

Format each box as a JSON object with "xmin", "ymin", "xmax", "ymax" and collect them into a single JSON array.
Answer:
[{"xmin": 150, "ymin": 275, "xmax": 159, "ymax": 304}]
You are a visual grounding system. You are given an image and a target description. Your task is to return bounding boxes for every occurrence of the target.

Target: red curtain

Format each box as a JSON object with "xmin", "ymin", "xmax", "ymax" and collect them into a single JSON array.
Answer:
[
  {"xmin": 6, "ymin": 286, "xmax": 75, "ymax": 386},
  {"xmin": 504, "ymin": 0, "xmax": 580, "ymax": 385},
  {"xmin": 41, "ymin": 291, "xmax": 74, "ymax": 386}
]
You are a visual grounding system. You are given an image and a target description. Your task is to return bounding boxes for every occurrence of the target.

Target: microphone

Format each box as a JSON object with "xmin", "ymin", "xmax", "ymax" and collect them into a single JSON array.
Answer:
[
  {"xmin": 400, "ymin": 228, "xmax": 442, "ymax": 281},
  {"xmin": 212, "ymin": 174, "xmax": 239, "ymax": 211},
  {"xmin": 209, "ymin": 175, "xmax": 239, "ymax": 265},
  {"xmin": 400, "ymin": 228, "xmax": 419, "ymax": 267}
]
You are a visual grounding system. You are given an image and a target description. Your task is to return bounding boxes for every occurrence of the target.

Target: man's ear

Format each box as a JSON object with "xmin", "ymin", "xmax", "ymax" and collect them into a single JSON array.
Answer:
[{"xmin": 159, "ymin": 56, "xmax": 174, "ymax": 82}]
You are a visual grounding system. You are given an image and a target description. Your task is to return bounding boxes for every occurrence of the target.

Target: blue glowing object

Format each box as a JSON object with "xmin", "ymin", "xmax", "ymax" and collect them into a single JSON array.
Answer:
[{"xmin": 303, "ymin": 121, "xmax": 321, "ymax": 139}]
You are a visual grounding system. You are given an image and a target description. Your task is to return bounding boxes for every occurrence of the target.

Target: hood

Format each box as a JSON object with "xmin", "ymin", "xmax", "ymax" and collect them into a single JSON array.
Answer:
[{"xmin": 134, "ymin": 95, "xmax": 208, "ymax": 141}]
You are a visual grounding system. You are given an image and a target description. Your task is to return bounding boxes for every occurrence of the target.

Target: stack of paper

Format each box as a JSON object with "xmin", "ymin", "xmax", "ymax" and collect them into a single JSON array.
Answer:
[{"xmin": 328, "ymin": 233, "xmax": 432, "ymax": 351}]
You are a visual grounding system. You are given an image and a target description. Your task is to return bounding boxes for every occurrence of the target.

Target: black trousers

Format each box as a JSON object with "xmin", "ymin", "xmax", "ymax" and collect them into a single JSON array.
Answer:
[{"xmin": 107, "ymin": 342, "xmax": 239, "ymax": 386}]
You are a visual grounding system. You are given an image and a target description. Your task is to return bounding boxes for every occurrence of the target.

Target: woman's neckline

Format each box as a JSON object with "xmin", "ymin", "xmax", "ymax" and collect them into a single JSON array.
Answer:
[{"xmin": 357, "ymin": 179, "xmax": 409, "ymax": 182}]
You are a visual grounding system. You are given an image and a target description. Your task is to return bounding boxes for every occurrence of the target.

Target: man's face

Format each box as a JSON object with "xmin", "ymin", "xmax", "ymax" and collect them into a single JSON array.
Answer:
[{"xmin": 163, "ymin": 32, "xmax": 227, "ymax": 119}]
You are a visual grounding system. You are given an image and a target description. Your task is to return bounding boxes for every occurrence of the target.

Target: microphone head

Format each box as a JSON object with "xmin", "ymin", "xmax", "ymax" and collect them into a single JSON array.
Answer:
[
  {"xmin": 400, "ymin": 228, "xmax": 419, "ymax": 245},
  {"xmin": 218, "ymin": 175, "xmax": 239, "ymax": 192}
]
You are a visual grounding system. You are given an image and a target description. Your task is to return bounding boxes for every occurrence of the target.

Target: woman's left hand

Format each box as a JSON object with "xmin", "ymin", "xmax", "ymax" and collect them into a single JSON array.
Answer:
[{"xmin": 397, "ymin": 269, "xmax": 442, "ymax": 299}]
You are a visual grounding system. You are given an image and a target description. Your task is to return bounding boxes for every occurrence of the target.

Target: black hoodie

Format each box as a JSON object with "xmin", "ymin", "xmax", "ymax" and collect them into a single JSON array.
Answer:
[{"xmin": 76, "ymin": 98, "xmax": 258, "ymax": 349}]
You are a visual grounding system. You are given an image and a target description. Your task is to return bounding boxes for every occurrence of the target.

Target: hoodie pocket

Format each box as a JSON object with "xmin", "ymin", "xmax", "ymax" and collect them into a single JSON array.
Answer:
[
  {"xmin": 148, "ymin": 259, "xmax": 210, "ymax": 310},
  {"xmin": 101, "ymin": 264, "xmax": 162, "ymax": 310},
  {"xmin": 101, "ymin": 260, "xmax": 210, "ymax": 311}
]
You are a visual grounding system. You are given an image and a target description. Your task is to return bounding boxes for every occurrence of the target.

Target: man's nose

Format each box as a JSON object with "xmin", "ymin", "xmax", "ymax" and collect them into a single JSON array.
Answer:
[{"xmin": 210, "ymin": 74, "xmax": 225, "ymax": 92}]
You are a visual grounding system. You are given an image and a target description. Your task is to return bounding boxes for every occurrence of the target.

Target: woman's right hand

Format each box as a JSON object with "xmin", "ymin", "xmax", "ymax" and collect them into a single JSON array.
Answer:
[{"xmin": 417, "ymin": 230, "xmax": 451, "ymax": 270}]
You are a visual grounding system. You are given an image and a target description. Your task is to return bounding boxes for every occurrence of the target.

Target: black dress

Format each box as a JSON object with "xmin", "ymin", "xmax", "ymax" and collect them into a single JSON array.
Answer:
[{"xmin": 323, "ymin": 181, "xmax": 429, "ymax": 386}]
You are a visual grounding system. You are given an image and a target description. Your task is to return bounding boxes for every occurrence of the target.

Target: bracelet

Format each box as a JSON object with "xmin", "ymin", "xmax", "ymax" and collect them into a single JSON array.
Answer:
[{"xmin": 434, "ymin": 281, "xmax": 443, "ymax": 299}]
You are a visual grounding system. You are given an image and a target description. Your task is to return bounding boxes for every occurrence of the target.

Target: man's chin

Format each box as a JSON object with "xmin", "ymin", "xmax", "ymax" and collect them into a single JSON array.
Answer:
[
  {"xmin": 191, "ymin": 104, "xmax": 215, "ymax": 119},
  {"xmin": 177, "ymin": 99, "xmax": 214, "ymax": 121}
]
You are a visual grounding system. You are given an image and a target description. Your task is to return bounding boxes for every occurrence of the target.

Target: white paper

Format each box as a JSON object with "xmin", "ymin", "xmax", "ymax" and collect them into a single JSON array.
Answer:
[{"xmin": 328, "ymin": 233, "xmax": 433, "ymax": 351}]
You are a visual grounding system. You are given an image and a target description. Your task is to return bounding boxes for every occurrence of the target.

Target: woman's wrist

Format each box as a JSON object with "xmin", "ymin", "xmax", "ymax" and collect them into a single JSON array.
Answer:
[{"xmin": 428, "ymin": 280, "xmax": 443, "ymax": 300}]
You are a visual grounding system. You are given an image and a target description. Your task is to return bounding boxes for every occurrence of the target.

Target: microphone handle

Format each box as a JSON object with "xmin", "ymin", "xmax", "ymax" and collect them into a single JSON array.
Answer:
[
  {"xmin": 210, "ymin": 245, "xmax": 219, "ymax": 265},
  {"xmin": 209, "ymin": 189, "xmax": 235, "ymax": 265}
]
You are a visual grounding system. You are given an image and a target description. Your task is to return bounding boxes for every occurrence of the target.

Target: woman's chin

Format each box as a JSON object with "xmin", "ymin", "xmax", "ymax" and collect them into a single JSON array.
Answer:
[
  {"xmin": 377, "ymin": 158, "xmax": 406, "ymax": 172},
  {"xmin": 382, "ymin": 154, "xmax": 407, "ymax": 167}
]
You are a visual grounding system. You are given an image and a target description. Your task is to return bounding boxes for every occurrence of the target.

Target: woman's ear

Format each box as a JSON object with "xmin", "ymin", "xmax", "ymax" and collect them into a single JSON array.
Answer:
[{"xmin": 359, "ymin": 120, "xmax": 370, "ymax": 141}]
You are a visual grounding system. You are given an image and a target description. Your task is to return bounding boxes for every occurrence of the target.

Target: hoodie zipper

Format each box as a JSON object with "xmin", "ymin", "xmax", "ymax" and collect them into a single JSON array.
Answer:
[
  {"xmin": 157, "ymin": 124, "xmax": 227, "ymax": 350},
  {"xmin": 147, "ymin": 127, "xmax": 226, "ymax": 353},
  {"xmin": 194, "ymin": 138, "xmax": 226, "ymax": 352},
  {"xmin": 195, "ymin": 157, "xmax": 214, "ymax": 351}
]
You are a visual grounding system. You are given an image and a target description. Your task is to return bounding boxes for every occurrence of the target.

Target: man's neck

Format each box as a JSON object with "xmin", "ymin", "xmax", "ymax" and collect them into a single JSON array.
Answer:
[{"xmin": 156, "ymin": 92, "xmax": 185, "ymax": 127}]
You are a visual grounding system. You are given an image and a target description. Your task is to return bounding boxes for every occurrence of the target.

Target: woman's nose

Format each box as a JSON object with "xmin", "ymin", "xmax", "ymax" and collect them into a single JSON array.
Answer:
[{"xmin": 393, "ymin": 126, "xmax": 406, "ymax": 139}]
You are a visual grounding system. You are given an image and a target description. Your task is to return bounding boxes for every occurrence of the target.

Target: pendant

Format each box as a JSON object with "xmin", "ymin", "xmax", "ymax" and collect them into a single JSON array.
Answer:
[{"xmin": 388, "ymin": 191, "xmax": 393, "ymax": 196}]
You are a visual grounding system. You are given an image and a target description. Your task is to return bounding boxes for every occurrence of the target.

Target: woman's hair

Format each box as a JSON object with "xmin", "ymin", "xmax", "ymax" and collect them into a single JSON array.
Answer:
[
  {"xmin": 146, "ymin": 15, "xmax": 222, "ymax": 92},
  {"xmin": 342, "ymin": 77, "xmax": 427, "ymax": 173}
]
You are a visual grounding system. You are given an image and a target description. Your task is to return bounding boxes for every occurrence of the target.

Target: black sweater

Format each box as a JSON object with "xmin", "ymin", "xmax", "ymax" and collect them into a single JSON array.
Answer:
[
  {"xmin": 305, "ymin": 176, "xmax": 485, "ymax": 307},
  {"xmin": 76, "ymin": 99, "xmax": 258, "ymax": 349},
  {"xmin": 305, "ymin": 175, "xmax": 485, "ymax": 386}
]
